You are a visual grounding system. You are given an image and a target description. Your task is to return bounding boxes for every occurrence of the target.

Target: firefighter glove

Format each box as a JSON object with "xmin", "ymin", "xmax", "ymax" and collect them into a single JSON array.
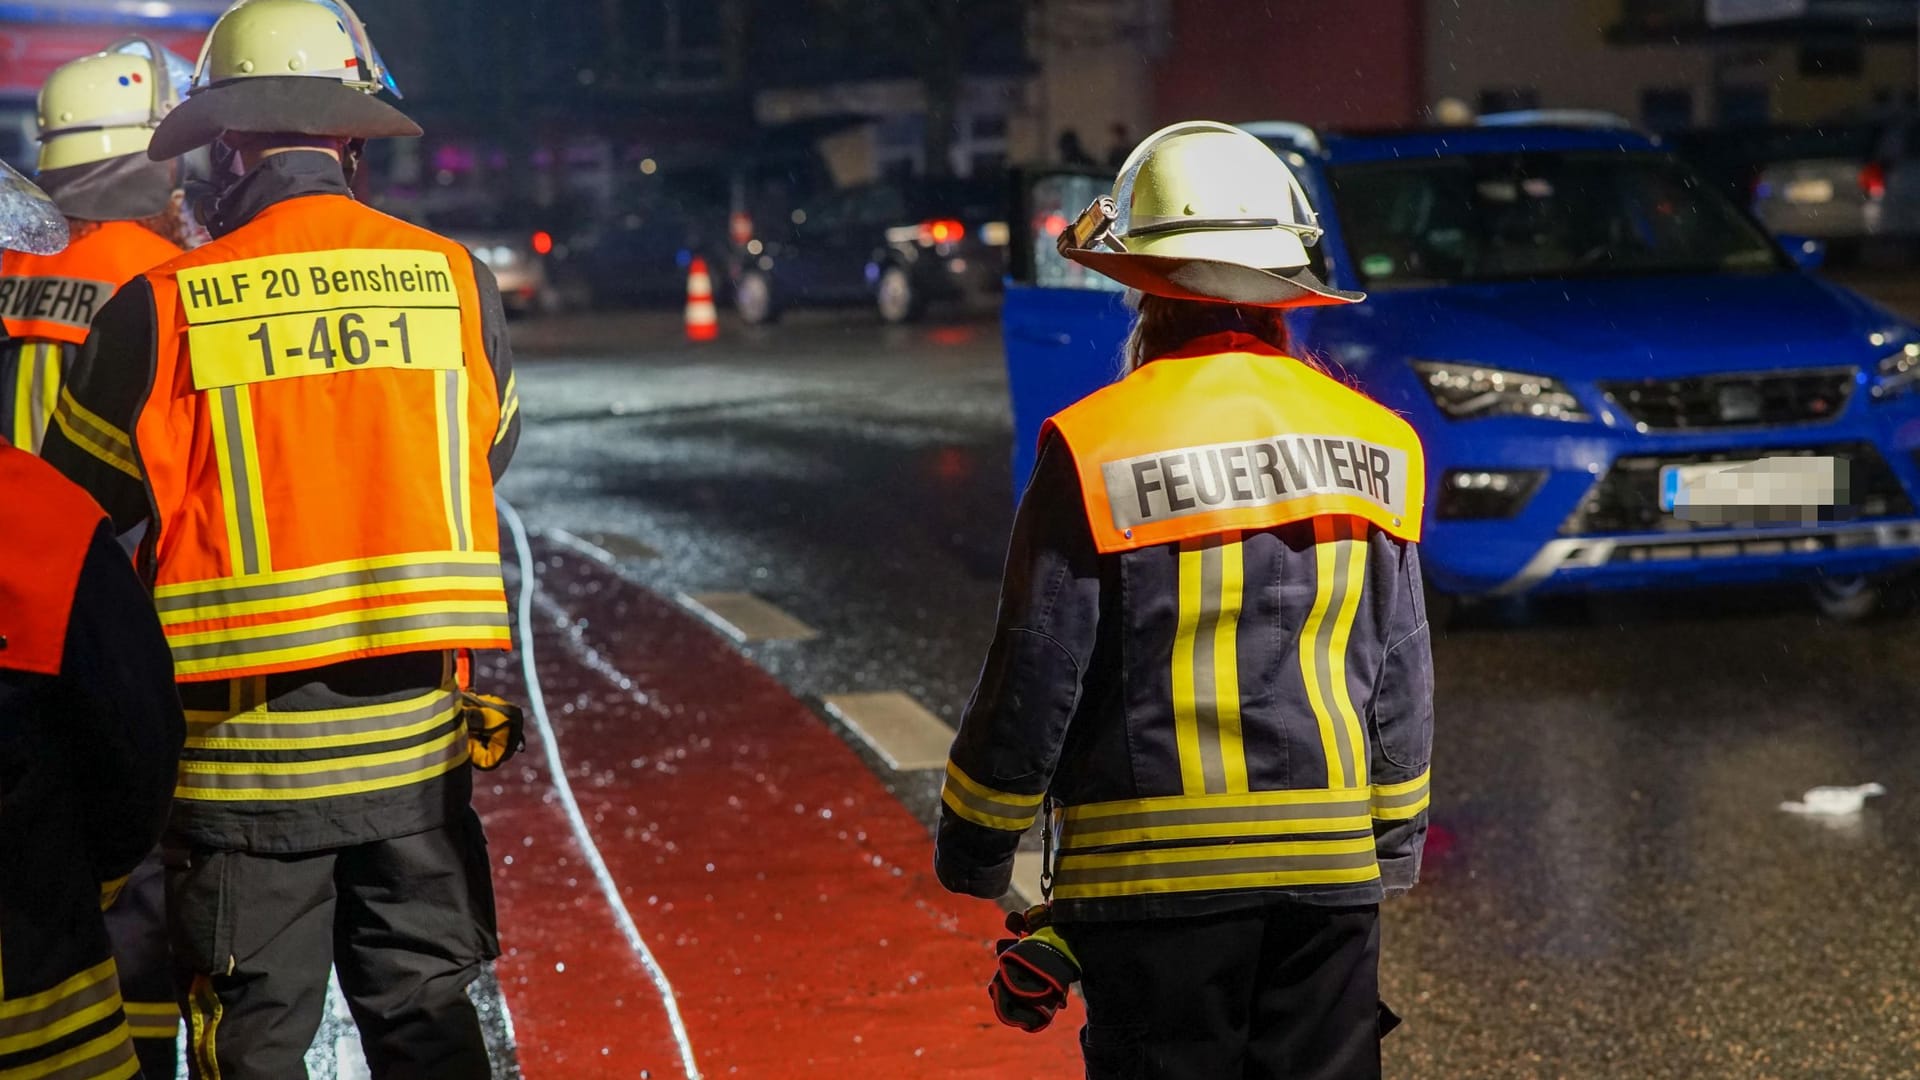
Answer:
[
  {"xmin": 988, "ymin": 923, "xmax": 1080, "ymax": 1033},
  {"xmin": 463, "ymin": 692, "xmax": 526, "ymax": 771}
]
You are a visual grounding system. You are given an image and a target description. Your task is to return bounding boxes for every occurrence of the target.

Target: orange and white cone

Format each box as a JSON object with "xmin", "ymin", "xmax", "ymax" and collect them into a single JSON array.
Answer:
[{"xmin": 685, "ymin": 256, "xmax": 719, "ymax": 342}]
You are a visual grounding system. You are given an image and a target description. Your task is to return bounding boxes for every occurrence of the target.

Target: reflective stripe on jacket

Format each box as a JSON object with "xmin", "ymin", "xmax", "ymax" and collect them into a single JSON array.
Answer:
[
  {"xmin": 0, "ymin": 221, "xmax": 182, "ymax": 453},
  {"xmin": 131, "ymin": 194, "xmax": 510, "ymax": 681},
  {"xmin": 935, "ymin": 333, "xmax": 1435, "ymax": 922}
]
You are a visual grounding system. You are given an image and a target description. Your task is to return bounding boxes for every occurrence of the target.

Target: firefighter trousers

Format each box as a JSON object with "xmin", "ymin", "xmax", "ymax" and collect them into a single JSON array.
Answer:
[
  {"xmin": 105, "ymin": 851, "xmax": 181, "ymax": 1078},
  {"xmin": 164, "ymin": 809, "xmax": 500, "ymax": 1080},
  {"xmin": 1061, "ymin": 903, "xmax": 1386, "ymax": 1080}
]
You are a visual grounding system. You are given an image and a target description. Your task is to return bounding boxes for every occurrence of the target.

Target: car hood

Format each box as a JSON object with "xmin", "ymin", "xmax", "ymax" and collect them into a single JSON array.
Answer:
[{"xmin": 1320, "ymin": 272, "xmax": 1910, "ymax": 379}]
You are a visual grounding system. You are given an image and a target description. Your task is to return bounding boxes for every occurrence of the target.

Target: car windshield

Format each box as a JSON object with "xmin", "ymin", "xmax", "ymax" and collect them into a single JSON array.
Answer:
[{"xmin": 1328, "ymin": 150, "xmax": 1787, "ymax": 288}]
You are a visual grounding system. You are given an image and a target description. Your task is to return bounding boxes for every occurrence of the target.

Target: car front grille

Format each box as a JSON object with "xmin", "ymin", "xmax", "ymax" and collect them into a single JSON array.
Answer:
[
  {"xmin": 1600, "ymin": 368, "xmax": 1856, "ymax": 430},
  {"xmin": 1562, "ymin": 442, "xmax": 1912, "ymax": 535}
]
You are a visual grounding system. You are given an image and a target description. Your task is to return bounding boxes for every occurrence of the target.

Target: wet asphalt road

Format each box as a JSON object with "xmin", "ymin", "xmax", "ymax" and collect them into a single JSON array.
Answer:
[{"xmin": 496, "ymin": 305, "xmax": 1920, "ymax": 1078}]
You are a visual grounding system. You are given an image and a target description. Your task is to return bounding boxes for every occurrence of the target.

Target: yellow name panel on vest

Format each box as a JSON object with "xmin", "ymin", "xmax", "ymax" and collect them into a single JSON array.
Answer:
[
  {"xmin": 178, "ymin": 249, "xmax": 462, "ymax": 390},
  {"xmin": 0, "ymin": 274, "xmax": 115, "ymax": 330},
  {"xmin": 1101, "ymin": 434, "xmax": 1412, "ymax": 532}
]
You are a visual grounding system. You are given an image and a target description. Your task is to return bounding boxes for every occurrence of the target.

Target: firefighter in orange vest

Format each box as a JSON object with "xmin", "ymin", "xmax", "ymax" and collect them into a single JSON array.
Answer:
[
  {"xmin": 7, "ymin": 42, "xmax": 199, "ymax": 1077},
  {"xmin": 0, "ymin": 162, "xmax": 185, "ymax": 1080},
  {"xmin": 1, "ymin": 40, "xmax": 191, "ymax": 454},
  {"xmin": 934, "ymin": 123, "xmax": 1434, "ymax": 1079},
  {"xmin": 42, "ymin": 2, "xmax": 522, "ymax": 1076}
]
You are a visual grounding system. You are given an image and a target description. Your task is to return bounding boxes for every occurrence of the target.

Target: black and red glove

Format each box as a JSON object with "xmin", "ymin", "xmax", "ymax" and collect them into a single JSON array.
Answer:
[{"xmin": 988, "ymin": 906, "xmax": 1081, "ymax": 1033}]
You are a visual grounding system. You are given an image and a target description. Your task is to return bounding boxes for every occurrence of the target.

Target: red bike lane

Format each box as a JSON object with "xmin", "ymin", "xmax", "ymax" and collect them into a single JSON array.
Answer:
[{"xmin": 475, "ymin": 538, "xmax": 1082, "ymax": 1078}]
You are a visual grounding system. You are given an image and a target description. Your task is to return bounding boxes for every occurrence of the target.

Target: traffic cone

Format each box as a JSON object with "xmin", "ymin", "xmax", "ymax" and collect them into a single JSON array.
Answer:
[{"xmin": 685, "ymin": 256, "xmax": 719, "ymax": 342}]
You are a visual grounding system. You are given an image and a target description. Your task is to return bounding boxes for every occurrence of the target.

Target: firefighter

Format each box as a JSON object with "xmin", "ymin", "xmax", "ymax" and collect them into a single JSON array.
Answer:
[
  {"xmin": 0, "ymin": 159, "xmax": 186, "ymax": 1080},
  {"xmin": 41, "ymin": 2, "xmax": 521, "ymax": 1076},
  {"xmin": 1, "ymin": 40, "xmax": 191, "ymax": 454},
  {"xmin": 3, "ymin": 41, "xmax": 198, "ymax": 1077},
  {"xmin": 934, "ymin": 122, "xmax": 1435, "ymax": 1079}
]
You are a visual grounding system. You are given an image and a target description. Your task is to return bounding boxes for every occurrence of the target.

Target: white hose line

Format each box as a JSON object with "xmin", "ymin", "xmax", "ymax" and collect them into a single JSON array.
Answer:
[{"xmin": 496, "ymin": 495, "xmax": 703, "ymax": 1080}]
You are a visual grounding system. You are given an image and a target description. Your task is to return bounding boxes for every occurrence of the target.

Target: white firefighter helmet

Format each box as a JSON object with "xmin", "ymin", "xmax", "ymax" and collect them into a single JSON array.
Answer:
[
  {"xmin": 149, "ymin": 0, "xmax": 418, "ymax": 161},
  {"xmin": 1057, "ymin": 121, "xmax": 1362, "ymax": 308},
  {"xmin": 37, "ymin": 38, "xmax": 194, "ymax": 172}
]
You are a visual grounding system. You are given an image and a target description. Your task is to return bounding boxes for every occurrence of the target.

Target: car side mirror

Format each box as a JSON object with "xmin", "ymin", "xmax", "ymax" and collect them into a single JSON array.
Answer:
[{"xmin": 1778, "ymin": 234, "xmax": 1826, "ymax": 271}]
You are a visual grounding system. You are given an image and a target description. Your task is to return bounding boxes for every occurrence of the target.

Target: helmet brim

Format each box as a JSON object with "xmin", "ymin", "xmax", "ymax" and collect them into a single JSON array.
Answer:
[
  {"xmin": 149, "ymin": 77, "xmax": 420, "ymax": 161},
  {"xmin": 1064, "ymin": 248, "xmax": 1365, "ymax": 309}
]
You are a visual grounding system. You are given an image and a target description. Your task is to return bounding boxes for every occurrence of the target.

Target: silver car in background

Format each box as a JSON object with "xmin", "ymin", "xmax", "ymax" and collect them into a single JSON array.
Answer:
[{"xmin": 1751, "ymin": 120, "xmax": 1918, "ymax": 256}]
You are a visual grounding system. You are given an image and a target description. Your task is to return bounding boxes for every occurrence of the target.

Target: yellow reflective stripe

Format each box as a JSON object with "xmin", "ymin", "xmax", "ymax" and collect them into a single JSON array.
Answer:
[
  {"xmin": 99, "ymin": 876, "xmax": 129, "ymax": 911},
  {"xmin": 1213, "ymin": 534, "xmax": 1248, "ymax": 793},
  {"xmin": 940, "ymin": 761, "xmax": 1044, "ymax": 832},
  {"xmin": 50, "ymin": 387, "xmax": 140, "ymax": 480},
  {"xmin": 0, "ymin": 961, "xmax": 115, "ymax": 1021},
  {"xmin": 187, "ymin": 684, "xmax": 450, "ymax": 732},
  {"xmin": 0, "ymin": 1025, "xmax": 138, "ymax": 1080},
  {"xmin": 1051, "ymin": 836, "xmax": 1380, "ymax": 900},
  {"xmin": 1059, "ymin": 787, "xmax": 1372, "ymax": 849},
  {"xmin": 183, "ymin": 687, "xmax": 460, "ymax": 749},
  {"xmin": 170, "ymin": 620, "xmax": 511, "ymax": 679},
  {"xmin": 493, "ymin": 371, "xmax": 518, "ymax": 446},
  {"xmin": 1328, "ymin": 526, "xmax": 1369, "ymax": 789},
  {"xmin": 1302, "ymin": 519, "xmax": 1345, "ymax": 787},
  {"xmin": 187, "ymin": 977, "xmax": 220, "ymax": 1080},
  {"xmin": 229, "ymin": 385, "xmax": 272, "ymax": 573},
  {"xmin": 158, "ymin": 573, "xmax": 505, "ymax": 626},
  {"xmin": 155, "ymin": 550, "xmax": 503, "ymax": 602},
  {"xmin": 1170, "ymin": 543, "xmax": 1206, "ymax": 795},
  {"xmin": 121, "ymin": 1002, "xmax": 179, "ymax": 1041},
  {"xmin": 1371, "ymin": 768, "xmax": 1432, "ymax": 820},
  {"xmin": 9, "ymin": 346, "xmax": 30, "ymax": 447},
  {"xmin": 0, "ymin": 959, "xmax": 124, "ymax": 1059},
  {"xmin": 434, "ymin": 369, "xmax": 466, "ymax": 551},
  {"xmin": 174, "ymin": 727, "xmax": 469, "ymax": 802},
  {"xmin": 168, "ymin": 600, "xmax": 507, "ymax": 647},
  {"xmin": 34, "ymin": 346, "xmax": 59, "ymax": 450},
  {"xmin": 205, "ymin": 389, "xmax": 252, "ymax": 576}
]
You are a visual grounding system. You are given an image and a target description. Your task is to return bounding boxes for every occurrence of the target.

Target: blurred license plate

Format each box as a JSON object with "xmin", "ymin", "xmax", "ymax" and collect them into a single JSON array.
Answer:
[
  {"xmin": 1784, "ymin": 179, "xmax": 1835, "ymax": 204},
  {"xmin": 1660, "ymin": 457, "xmax": 1844, "ymax": 514}
]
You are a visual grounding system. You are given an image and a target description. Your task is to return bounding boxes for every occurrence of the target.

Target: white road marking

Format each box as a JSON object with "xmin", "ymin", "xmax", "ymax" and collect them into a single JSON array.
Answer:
[
  {"xmin": 680, "ymin": 591, "xmax": 820, "ymax": 643},
  {"xmin": 822, "ymin": 692, "xmax": 955, "ymax": 771},
  {"xmin": 499, "ymin": 496, "xmax": 704, "ymax": 1080},
  {"xmin": 549, "ymin": 525, "xmax": 660, "ymax": 563},
  {"xmin": 1010, "ymin": 850, "xmax": 1048, "ymax": 908}
]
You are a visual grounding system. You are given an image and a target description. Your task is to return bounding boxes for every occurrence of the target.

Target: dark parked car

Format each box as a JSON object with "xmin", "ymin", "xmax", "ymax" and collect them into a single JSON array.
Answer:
[
  {"xmin": 729, "ymin": 178, "xmax": 1009, "ymax": 324},
  {"xmin": 551, "ymin": 172, "xmax": 729, "ymax": 309}
]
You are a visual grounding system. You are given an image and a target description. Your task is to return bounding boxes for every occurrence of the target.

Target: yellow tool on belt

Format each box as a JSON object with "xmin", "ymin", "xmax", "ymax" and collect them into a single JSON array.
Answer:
[{"xmin": 461, "ymin": 691, "xmax": 526, "ymax": 771}]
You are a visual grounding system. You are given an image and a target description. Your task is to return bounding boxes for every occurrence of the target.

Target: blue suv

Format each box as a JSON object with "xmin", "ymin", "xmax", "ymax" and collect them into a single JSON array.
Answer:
[{"xmin": 1002, "ymin": 118, "xmax": 1920, "ymax": 619}]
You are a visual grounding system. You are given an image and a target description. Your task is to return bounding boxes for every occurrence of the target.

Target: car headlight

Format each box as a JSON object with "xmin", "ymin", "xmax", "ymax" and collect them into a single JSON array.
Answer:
[
  {"xmin": 1871, "ymin": 342, "xmax": 1920, "ymax": 400},
  {"xmin": 1412, "ymin": 361, "xmax": 1591, "ymax": 422},
  {"xmin": 490, "ymin": 246, "xmax": 518, "ymax": 268}
]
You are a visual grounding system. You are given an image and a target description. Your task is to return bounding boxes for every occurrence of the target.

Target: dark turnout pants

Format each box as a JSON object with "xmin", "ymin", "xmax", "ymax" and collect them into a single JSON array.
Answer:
[
  {"xmin": 1061, "ymin": 903, "xmax": 1386, "ymax": 1080},
  {"xmin": 106, "ymin": 852, "xmax": 182, "ymax": 1079},
  {"xmin": 164, "ymin": 810, "xmax": 500, "ymax": 1080}
]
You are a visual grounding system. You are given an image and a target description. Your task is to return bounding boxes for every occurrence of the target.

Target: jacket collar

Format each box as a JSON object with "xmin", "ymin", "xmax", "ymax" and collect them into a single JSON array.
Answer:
[{"xmin": 211, "ymin": 151, "xmax": 352, "ymax": 237}]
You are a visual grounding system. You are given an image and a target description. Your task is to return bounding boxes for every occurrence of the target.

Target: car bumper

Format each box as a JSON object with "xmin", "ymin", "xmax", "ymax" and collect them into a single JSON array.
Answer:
[{"xmin": 1418, "ymin": 400, "xmax": 1920, "ymax": 597}]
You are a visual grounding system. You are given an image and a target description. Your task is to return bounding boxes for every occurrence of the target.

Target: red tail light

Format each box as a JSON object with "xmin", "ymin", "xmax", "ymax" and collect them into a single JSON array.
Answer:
[
  {"xmin": 1860, "ymin": 161, "xmax": 1887, "ymax": 200},
  {"xmin": 531, "ymin": 230, "xmax": 554, "ymax": 255},
  {"xmin": 921, "ymin": 218, "xmax": 966, "ymax": 245}
]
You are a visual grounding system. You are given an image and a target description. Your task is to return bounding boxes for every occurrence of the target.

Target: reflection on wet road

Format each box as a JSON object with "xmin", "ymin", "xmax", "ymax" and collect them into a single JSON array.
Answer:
[{"xmin": 497, "ymin": 309, "xmax": 1920, "ymax": 1077}]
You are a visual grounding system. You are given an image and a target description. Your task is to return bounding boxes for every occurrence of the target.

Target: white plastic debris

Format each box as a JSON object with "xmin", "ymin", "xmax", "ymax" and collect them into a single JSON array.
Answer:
[{"xmin": 1779, "ymin": 782, "xmax": 1886, "ymax": 817}]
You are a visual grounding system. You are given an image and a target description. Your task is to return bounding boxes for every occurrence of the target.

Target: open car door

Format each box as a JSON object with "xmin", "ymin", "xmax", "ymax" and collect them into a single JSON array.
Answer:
[{"xmin": 1000, "ymin": 168, "xmax": 1134, "ymax": 497}]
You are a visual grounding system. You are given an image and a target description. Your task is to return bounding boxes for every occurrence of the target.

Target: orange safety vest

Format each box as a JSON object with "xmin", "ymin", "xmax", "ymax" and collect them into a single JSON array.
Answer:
[
  {"xmin": 1043, "ymin": 338, "xmax": 1426, "ymax": 552},
  {"xmin": 1, "ymin": 221, "xmax": 182, "ymax": 452},
  {"xmin": 135, "ymin": 194, "xmax": 511, "ymax": 682},
  {"xmin": 0, "ymin": 436, "xmax": 106, "ymax": 675}
]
